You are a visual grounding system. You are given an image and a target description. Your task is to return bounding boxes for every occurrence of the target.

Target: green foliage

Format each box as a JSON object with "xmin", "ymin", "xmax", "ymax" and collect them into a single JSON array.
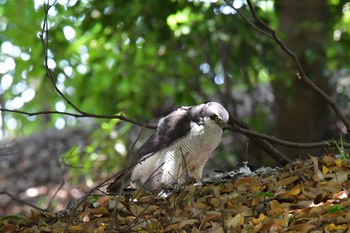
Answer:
[
  {"xmin": 1, "ymin": 0, "xmax": 350, "ymax": 176},
  {"xmin": 0, "ymin": 215, "xmax": 29, "ymax": 224},
  {"xmin": 327, "ymin": 204, "xmax": 344, "ymax": 213},
  {"xmin": 62, "ymin": 119, "xmax": 131, "ymax": 184},
  {"xmin": 1, "ymin": 1, "xmax": 278, "ymax": 134},
  {"xmin": 0, "ymin": 0, "xmax": 276, "ymax": 175},
  {"xmin": 256, "ymin": 191, "xmax": 275, "ymax": 197},
  {"xmin": 333, "ymin": 136, "xmax": 349, "ymax": 159}
]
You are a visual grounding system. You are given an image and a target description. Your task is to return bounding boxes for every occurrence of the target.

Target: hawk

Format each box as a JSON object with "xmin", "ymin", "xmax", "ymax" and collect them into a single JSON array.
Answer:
[{"xmin": 107, "ymin": 102, "xmax": 229, "ymax": 192}]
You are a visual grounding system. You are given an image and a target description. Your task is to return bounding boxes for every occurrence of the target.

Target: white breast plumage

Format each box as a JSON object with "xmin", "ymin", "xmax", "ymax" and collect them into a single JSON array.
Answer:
[{"xmin": 157, "ymin": 121, "xmax": 223, "ymax": 187}]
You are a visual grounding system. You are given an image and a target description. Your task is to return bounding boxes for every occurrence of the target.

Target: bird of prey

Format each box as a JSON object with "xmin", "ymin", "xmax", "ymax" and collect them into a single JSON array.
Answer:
[{"xmin": 107, "ymin": 102, "xmax": 229, "ymax": 192}]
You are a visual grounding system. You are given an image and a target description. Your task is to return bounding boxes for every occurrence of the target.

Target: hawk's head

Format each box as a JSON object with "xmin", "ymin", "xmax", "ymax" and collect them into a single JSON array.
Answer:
[{"xmin": 190, "ymin": 102, "xmax": 229, "ymax": 130}]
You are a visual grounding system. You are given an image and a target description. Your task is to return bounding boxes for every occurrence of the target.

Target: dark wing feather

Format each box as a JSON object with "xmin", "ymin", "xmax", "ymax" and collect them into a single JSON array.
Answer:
[{"xmin": 136, "ymin": 107, "xmax": 192, "ymax": 159}]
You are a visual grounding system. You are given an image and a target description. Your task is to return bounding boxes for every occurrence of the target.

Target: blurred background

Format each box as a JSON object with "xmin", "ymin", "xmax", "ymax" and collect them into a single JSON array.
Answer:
[{"xmin": 0, "ymin": 0, "xmax": 349, "ymax": 214}]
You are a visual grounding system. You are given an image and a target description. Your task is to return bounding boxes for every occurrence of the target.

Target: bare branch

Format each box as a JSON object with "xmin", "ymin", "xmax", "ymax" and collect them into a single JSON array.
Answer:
[
  {"xmin": 223, "ymin": 0, "xmax": 350, "ymax": 132},
  {"xmin": 39, "ymin": 4, "xmax": 85, "ymax": 114},
  {"xmin": 228, "ymin": 124, "xmax": 350, "ymax": 148},
  {"xmin": 0, "ymin": 108, "xmax": 157, "ymax": 129},
  {"xmin": 0, "ymin": 192, "xmax": 46, "ymax": 212},
  {"xmin": 228, "ymin": 116, "xmax": 291, "ymax": 164},
  {"xmin": 46, "ymin": 147, "xmax": 69, "ymax": 211}
]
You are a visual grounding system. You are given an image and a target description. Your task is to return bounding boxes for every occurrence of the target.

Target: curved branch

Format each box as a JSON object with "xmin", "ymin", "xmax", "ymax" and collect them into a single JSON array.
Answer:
[
  {"xmin": 223, "ymin": 0, "xmax": 350, "ymax": 132},
  {"xmin": 222, "ymin": 0, "xmax": 273, "ymax": 39},
  {"xmin": 228, "ymin": 124, "xmax": 350, "ymax": 148},
  {"xmin": 228, "ymin": 117, "xmax": 292, "ymax": 164},
  {"xmin": 39, "ymin": 0, "xmax": 83, "ymax": 114}
]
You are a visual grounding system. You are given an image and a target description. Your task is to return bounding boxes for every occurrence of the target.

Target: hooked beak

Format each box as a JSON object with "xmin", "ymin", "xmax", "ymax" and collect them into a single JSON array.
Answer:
[{"xmin": 217, "ymin": 119, "xmax": 227, "ymax": 131}]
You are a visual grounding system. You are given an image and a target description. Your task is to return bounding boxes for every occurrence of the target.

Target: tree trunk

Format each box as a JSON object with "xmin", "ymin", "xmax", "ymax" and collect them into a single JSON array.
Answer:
[{"xmin": 272, "ymin": 0, "xmax": 332, "ymax": 157}]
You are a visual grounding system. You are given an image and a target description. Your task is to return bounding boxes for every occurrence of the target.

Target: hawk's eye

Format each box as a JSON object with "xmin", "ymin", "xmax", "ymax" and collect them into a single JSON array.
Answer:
[{"xmin": 212, "ymin": 115, "xmax": 220, "ymax": 122}]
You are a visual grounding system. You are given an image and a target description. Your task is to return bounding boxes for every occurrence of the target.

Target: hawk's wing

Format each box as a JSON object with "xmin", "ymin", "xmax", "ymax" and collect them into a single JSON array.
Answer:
[{"xmin": 135, "ymin": 106, "xmax": 193, "ymax": 159}]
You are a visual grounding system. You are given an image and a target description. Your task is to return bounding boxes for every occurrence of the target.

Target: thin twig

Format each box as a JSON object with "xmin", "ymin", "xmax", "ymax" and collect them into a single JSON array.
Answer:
[
  {"xmin": 222, "ymin": 0, "xmax": 272, "ymax": 39},
  {"xmin": 46, "ymin": 146, "xmax": 72, "ymax": 211},
  {"xmin": 0, "ymin": 192, "xmax": 46, "ymax": 212},
  {"xmin": 221, "ymin": 209, "xmax": 228, "ymax": 233},
  {"xmin": 0, "ymin": 108, "xmax": 157, "ymax": 129},
  {"xmin": 64, "ymin": 177, "xmax": 112, "ymax": 233}
]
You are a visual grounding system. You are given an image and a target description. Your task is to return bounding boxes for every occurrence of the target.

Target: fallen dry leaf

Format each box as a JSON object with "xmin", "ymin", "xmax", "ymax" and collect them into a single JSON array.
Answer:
[{"xmin": 3, "ymin": 155, "xmax": 350, "ymax": 232}]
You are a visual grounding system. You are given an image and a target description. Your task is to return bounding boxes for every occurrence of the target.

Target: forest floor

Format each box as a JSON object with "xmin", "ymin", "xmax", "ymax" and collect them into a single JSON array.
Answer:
[{"xmin": 1, "ymin": 154, "xmax": 350, "ymax": 233}]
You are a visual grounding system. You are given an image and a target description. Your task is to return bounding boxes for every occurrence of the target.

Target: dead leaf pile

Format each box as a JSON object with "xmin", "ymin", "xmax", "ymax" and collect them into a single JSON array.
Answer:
[{"xmin": 1, "ymin": 155, "xmax": 350, "ymax": 232}]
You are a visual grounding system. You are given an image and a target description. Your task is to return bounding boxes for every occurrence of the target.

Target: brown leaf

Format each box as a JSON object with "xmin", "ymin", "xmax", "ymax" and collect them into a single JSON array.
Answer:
[
  {"xmin": 108, "ymin": 199, "xmax": 125, "ymax": 211},
  {"xmin": 267, "ymin": 200, "xmax": 284, "ymax": 217},
  {"xmin": 68, "ymin": 225, "xmax": 84, "ymax": 232},
  {"xmin": 178, "ymin": 219, "xmax": 199, "ymax": 229},
  {"xmin": 226, "ymin": 213, "xmax": 244, "ymax": 229},
  {"xmin": 202, "ymin": 210, "xmax": 222, "ymax": 222},
  {"xmin": 209, "ymin": 197, "xmax": 221, "ymax": 208},
  {"xmin": 128, "ymin": 203, "xmax": 146, "ymax": 216},
  {"xmin": 93, "ymin": 224, "xmax": 107, "ymax": 233},
  {"xmin": 1, "ymin": 224, "xmax": 16, "ymax": 233},
  {"xmin": 291, "ymin": 223, "xmax": 315, "ymax": 233},
  {"xmin": 234, "ymin": 177, "xmax": 261, "ymax": 192},
  {"xmin": 286, "ymin": 187, "xmax": 300, "ymax": 196},
  {"xmin": 322, "ymin": 156, "xmax": 335, "ymax": 166},
  {"xmin": 311, "ymin": 156, "xmax": 324, "ymax": 181},
  {"xmin": 272, "ymin": 175, "xmax": 299, "ymax": 189},
  {"xmin": 164, "ymin": 222, "xmax": 180, "ymax": 232},
  {"xmin": 325, "ymin": 171, "xmax": 349, "ymax": 184}
]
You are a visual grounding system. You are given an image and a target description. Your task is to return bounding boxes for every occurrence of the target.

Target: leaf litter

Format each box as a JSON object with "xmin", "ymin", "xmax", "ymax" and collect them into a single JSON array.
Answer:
[{"xmin": 1, "ymin": 155, "xmax": 350, "ymax": 232}]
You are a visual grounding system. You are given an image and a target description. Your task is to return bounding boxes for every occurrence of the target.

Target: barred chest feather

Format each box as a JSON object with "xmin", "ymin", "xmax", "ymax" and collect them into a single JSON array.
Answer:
[
  {"xmin": 157, "ymin": 121, "xmax": 223, "ymax": 184},
  {"xmin": 179, "ymin": 122, "xmax": 222, "ymax": 164}
]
